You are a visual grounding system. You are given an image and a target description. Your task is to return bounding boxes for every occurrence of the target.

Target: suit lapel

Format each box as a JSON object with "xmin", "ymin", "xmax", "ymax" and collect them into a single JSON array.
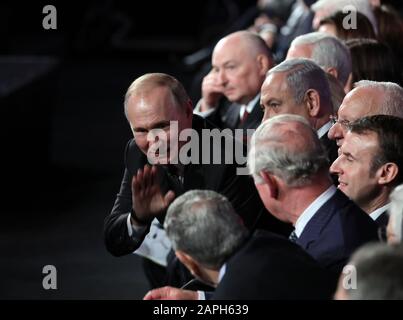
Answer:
[
  {"xmin": 297, "ymin": 191, "xmax": 347, "ymax": 249},
  {"xmin": 238, "ymin": 100, "xmax": 263, "ymax": 129}
]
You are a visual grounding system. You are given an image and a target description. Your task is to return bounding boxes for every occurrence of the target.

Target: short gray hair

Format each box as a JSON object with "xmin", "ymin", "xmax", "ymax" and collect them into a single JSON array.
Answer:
[
  {"xmin": 389, "ymin": 184, "xmax": 403, "ymax": 243},
  {"xmin": 354, "ymin": 80, "xmax": 403, "ymax": 119},
  {"xmin": 248, "ymin": 114, "xmax": 329, "ymax": 187},
  {"xmin": 311, "ymin": 0, "xmax": 378, "ymax": 34},
  {"xmin": 164, "ymin": 190, "xmax": 249, "ymax": 269},
  {"xmin": 345, "ymin": 243, "xmax": 403, "ymax": 299},
  {"xmin": 267, "ymin": 58, "xmax": 332, "ymax": 108},
  {"xmin": 291, "ymin": 32, "xmax": 352, "ymax": 85}
]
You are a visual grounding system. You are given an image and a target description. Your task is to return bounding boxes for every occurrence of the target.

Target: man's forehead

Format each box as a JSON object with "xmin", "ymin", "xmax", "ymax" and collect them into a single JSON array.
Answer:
[
  {"xmin": 343, "ymin": 131, "xmax": 379, "ymax": 154},
  {"xmin": 262, "ymin": 72, "xmax": 288, "ymax": 92},
  {"xmin": 339, "ymin": 87, "xmax": 382, "ymax": 119}
]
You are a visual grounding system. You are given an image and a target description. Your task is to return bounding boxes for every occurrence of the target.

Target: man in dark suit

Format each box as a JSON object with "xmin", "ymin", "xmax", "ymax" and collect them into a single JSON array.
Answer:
[
  {"xmin": 194, "ymin": 31, "xmax": 273, "ymax": 137},
  {"xmin": 330, "ymin": 115, "xmax": 403, "ymax": 228},
  {"xmin": 260, "ymin": 58, "xmax": 339, "ymax": 167},
  {"xmin": 248, "ymin": 114, "xmax": 378, "ymax": 275},
  {"xmin": 144, "ymin": 190, "xmax": 336, "ymax": 300},
  {"xmin": 104, "ymin": 73, "xmax": 285, "ymax": 288}
]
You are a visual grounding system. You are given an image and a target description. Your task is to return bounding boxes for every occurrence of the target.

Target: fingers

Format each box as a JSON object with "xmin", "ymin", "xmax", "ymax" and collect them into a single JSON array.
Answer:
[
  {"xmin": 132, "ymin": 165, "xmax": 155, "ymax": 196},
  {"xmin": 164, "ymin": 190, "xmax": 176, "ymax": 207},
  {"xmin": 143, "ymin": 286, "xmax": 173, "ymax": 300},
  {"xmin": 143, "ymin": 286, "xmax": 198, "ymax": 300}
]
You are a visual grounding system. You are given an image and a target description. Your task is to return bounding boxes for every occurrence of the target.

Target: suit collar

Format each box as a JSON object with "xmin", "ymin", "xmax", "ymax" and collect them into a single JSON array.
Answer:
[{"xmin": 297, "ymin": 190, "xmax": 350, "ymax": 248}]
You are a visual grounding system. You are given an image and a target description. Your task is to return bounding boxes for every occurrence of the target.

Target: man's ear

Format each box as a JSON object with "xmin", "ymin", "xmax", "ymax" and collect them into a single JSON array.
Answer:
[
  {"xmin": 259, "ymin": 171, "xmax": 279, "ymax": 199},
  {"xmin": 176, "ymin": 251, "xmax": 202, "ymax": 279},
  {"xmin": 377, "ymin": 163, "xmax": 399, "ymax": 186},
  {"xmin": 304, "ymin": 89, "xmax": 321, "ymax": 118},
  {"xmin": 326, "ymin": 67, "xmax": 338, "ymax": 80},
  {"xmin": 256, "ymin": 54, "xmax": 271, "ymax": 76}
]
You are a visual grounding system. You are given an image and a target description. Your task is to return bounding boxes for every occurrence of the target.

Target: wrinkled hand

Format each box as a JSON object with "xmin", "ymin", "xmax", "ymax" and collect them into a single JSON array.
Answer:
[
  {"xmin": 143, "ymin": 286, "xmax": 198, "ymax": 300},
  {"xmin": 200, "ymin": 71, "xmax": 224, "ymax": 112},
  {"xmin": 131, "ymin": 165, "xmax": 175, "ymax": 224}
]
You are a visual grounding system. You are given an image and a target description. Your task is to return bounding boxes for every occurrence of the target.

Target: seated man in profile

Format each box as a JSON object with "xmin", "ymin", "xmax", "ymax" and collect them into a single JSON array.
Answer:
[
  {"xmin": 144, "ymin": 190, "xmax": 336, "ymax": 300},
  {"xmin": 331, "ymin": 115, "xmax": 403, "ymax": 227},
  {"xmin": 248, "ymin": 114, "xmax": 378, "ymax": 274}
]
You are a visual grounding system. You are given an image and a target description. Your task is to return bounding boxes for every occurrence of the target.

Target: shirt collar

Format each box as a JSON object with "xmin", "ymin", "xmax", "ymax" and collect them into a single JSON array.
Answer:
[
  {"xmin": 218, "ymin": 264, "xmax": 227, "ymax": 283},
  {"xmin": 294, "ymin": 185, "xmax": 337, "ymax": 237},
  {"xmin": 317, "ymin": 121, "xmax": 333, "ymax": 139},
  {"xmin": 370, "ymin": 203, "xmax": 390, "ymax": 221},
  {"xmin": 239, "ymin": 94, "xmax": 260, "ymax": 119}
]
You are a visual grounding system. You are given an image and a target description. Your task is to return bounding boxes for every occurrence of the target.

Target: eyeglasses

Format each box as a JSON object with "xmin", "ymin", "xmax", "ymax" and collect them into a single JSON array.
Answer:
[{"xmin": 329, "ymin": 115, "xmax": 351, "ymax": 128}]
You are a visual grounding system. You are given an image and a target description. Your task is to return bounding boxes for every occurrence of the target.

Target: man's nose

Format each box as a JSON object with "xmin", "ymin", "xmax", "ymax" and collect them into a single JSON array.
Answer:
[
  {"xmin": 328, "ymin": 123, "xmax": 342, "ymax": 141},
  {"xmin": 217, "ymin": 70, "xmax": 228, "ymax": 85},
  {"xmin": 329, "ymin": 157, "xmax": 342, "ymax": 175}
]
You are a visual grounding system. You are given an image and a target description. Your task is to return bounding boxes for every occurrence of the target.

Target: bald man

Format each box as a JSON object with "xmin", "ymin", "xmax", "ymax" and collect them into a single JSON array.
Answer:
[
  {"xmin": 328, "ymin": 80, "xmax": 403, "ymax": 148},
  {"xmin": 195, "ymin": 31, "xmax": 274, "ymax": 133}
]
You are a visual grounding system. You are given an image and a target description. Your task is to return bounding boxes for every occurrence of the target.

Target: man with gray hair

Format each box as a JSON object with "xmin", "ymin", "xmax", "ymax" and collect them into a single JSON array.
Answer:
[
  {"xmin": 334, "ymin": 243, "xmax": 403, "ymax": 300},
  {"xmin": 328, "ymin": 80, "xmax": 403, "ymax": 148},
  {"xmin": 260, "ymin": 58, "xmax": 338, "ymax": 165},
  {"xmin": 286, "ymin": 32, "xmax": 352, "ymax": 95},
  {"xmin": 144, "ymin": 189, "xmax": 335, "ymax": 300},
  {"xmin": 311, "ymin": 0, "xmax": 378, "ymax": 33},
  {"xmin": 248, "ymin": 114, "xmax": 378, "ymax": 274},
  {"xmin": 387, "ymin": 184, "xmax": 403, "ymax": 244}
]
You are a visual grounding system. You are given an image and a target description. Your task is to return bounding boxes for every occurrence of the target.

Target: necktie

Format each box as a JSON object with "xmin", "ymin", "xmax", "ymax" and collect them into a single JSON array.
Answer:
[
  {"xmin": 239, "ymin": 110, "xmax": 249, "ymax": 125},
  {"xmin": 289, "ymin": 230, "xmax": 298, "ymax": 243}
]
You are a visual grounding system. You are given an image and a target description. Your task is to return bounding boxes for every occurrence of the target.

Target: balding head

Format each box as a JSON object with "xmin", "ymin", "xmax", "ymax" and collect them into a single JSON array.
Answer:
[
  {"xmin": 287, "ymin": 32, "xmax": 352, "ymax": 86},
  {"xmin": 211, "ymin": 31, "xmax": 273, "ymax": 104},
  {"xmin": 328, "ymin": 81, "xmax": 403, "ymax": 146}
]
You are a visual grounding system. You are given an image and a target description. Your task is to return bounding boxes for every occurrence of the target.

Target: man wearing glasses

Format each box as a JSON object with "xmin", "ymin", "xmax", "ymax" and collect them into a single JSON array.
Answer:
[{"xmin": 328, "ymin": 80, "xmax": 403, "ymax": 148}]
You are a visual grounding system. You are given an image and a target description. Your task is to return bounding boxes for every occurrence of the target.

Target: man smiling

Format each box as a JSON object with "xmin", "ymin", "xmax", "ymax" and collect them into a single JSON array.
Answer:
[{"xmin": 330, "ymin": 115, "xmax": 403, "ymax": 226}]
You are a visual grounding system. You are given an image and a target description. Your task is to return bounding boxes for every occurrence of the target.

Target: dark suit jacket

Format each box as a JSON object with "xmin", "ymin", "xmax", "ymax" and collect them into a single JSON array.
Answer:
[
  {"xmin": 104, "ymin": 115, "xmax": 287, "ymax": 257},
  {"xmin": 320, "ymin": 134, "xmax": 338, "ymax": 165},
  {"xmin": 206, "ymin": 97, "xmax": 263, "ymax": 131},
  {"xmin": 320, "ymin": 134, "xmax": 339, "ymax": 185},
  {"xmin": 212, "ymin": 230, "xmax": 337, "ymax": 300},
  {"xmin": 375, "ymin": 211, "xmax": 389, "ymax": 228},
  {"xmin": 296, "ymin": 190, "xmax": 378, "ymax": 275}
]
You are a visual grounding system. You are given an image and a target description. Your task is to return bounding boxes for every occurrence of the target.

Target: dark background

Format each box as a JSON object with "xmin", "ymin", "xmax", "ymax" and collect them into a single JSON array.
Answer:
[{"xmin": 0, "ymin": 0, "xmax": 255, "ymax": 299}]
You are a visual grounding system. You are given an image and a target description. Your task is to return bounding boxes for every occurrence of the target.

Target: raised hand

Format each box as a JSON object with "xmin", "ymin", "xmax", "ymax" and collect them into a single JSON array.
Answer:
[
  {"xmin": 131, "ymin": 165, "xmax": 175, "ymax": 224},
  {"xmin": 200, "ymin": 70, "xmax": 224, "ymax": 112},
  {"xmin": 143, "ymin": 286, "xmax": 198, "ymax": 300}
]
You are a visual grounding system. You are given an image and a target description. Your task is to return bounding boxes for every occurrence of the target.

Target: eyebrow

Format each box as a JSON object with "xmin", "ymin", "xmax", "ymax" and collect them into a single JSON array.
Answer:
[
  {"xmin": 133, "ymin": 120, "xmax": 170, "ymax": 132},
  {"xmin": 342, "ymin": 150, "xmax": 356, "ymax": 160},
  {"xmin": 261, "ymin": 98, "xmax": 281, "ymax": 107}
]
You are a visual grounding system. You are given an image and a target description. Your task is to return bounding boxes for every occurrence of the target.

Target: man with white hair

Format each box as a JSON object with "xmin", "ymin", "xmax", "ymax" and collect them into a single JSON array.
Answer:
[
  {"xmin": 260, "ymin": 58, "xmax": 338, "ymax": 165},
  {"xmin": 311, "ymin": 0, "xmax": 378, "ymax": 33},
  {"xmin": 286, "ymin": 32, "xmax": 352, "ymax": 94},
  {"xmin": 248, "ymin": 114, "xmax": 378, "ymax": 274},
  {"xmin": 328, "ymin": 80, "xmax": 403, "ymax": 148},
  {"xmin": 387, "ymin": 184, "xmax": 403, "ymax": 244}
]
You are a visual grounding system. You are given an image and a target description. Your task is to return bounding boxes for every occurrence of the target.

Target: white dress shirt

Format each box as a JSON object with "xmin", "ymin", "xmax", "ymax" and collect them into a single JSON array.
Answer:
[
  {"xmin": 317, "ymin": 121, "xmax": 333, "ymax": 139},
  {"xmin": 370, "ymin": 203, "xmax": 390, "ymax": 221}
]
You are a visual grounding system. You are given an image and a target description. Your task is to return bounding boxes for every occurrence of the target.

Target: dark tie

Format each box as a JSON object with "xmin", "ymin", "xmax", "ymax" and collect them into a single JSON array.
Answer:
[
  {"xmin": 239, "ymin": 110, "xmax": 249, "ymax": 125},
  {"xmin": 289, "ymin": 230, "xmax": 298, "ymax": 243}
]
